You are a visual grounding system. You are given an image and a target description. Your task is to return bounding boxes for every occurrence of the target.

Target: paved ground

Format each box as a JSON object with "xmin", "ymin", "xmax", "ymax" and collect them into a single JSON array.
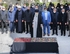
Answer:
[{"xmin": 0, "ymin": 29, "xmax": 70, "ymax": 54}]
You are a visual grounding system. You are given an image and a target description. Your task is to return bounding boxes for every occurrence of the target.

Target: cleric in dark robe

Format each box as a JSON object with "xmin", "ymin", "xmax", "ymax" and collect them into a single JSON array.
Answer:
[
  {"xmin": 33, "ymin": 5, "xmax": 43, "ymax": 38},
  {"xmin": 14, "ymin": 6, "xmax": 25, "ymax": 33}
]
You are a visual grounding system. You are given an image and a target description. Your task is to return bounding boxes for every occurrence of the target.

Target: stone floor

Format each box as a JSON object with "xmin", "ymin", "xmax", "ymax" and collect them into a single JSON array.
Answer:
[{"xmin": 0, "ymin": 30, "xmax": 70, "ymax": 54}]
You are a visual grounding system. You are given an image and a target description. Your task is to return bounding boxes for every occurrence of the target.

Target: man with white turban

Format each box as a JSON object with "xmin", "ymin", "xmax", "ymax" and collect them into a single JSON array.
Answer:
[{"xmin": 14, "ymin": 6, "xmax": 25, "ymax": 33}]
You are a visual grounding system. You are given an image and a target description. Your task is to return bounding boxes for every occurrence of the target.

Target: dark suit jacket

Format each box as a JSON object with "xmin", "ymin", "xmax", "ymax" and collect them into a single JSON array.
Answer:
[
  {"xmin": 51, "ymin": 12, "xmax": 59, "ymax": 22},
  {"xmin": 0, "ymin": 10, "xmax": 8, "ymax": 22},
  {"xmin": 25, "ymin": 10, "xmax": 32, "ymax": 22},
  {"xmin": 59, "ymin": 12, "xmax": 67, "ymax": 23}
]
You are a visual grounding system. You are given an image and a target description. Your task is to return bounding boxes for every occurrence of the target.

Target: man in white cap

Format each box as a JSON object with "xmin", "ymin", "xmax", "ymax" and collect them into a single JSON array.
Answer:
[
  {"xmin": 0, "ymin": 6, "xmax": 8, "ymax": 34},
  {"xmin": 14, "ymin": 5, "xmax": 25, "ymax": 33}
]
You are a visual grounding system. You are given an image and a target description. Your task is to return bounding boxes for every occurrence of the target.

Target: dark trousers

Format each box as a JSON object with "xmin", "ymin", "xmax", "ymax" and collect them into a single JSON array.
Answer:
[
  {"xmin": 61, "ymin": 22, "xmax": 66, "ymax": 36},
  {"xmin": 66, "ymin": 25, "xmax": 69, "ymax": 31},
  {"xmin": 26, "ymin": 22, "xmax": 31, "ymax": 33},
  {"xmin": 1, "ymin": 21, "xmax": 8, "ymax": 33},
  {"xmin": 22, "ymin": 22, "xmax": 25, "ymax": 32},
  {"xmin": 30, "ymin": 22, "xmax": 33, "ymax": 38},
  {"xmin": 59, "ymin": 25, "xmax": 61, "ymax": 30},
  {"xmin": 50, "ymin": 24, "xmax": 53, "ymax": 30},
  {"xmin": 0, "ymin": 22, "xmax": 1, "ymax": 28},
  {"xmin": 52, "ymin": 24, "xmax": 58, "ymax": 35}
]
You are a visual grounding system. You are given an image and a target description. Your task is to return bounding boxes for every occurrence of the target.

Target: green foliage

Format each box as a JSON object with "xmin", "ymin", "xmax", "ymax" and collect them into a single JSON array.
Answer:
[
  {"xmin": 58, "ymin": 0, "xmax": 61, "ymax": 3},
  {"xmin": 52, "ymin": 2, "xmax": 58, "ymax": 6},
  {"xmin": 39, "ymin": 3, "xmax": 43, "ymax": 5},
  {"xmin": 68, "ymin": 3, "xmax": 70, "ymax": 4},
  {"xmin": 2, "ymin": 3, "xmax": 8, "ymax": 10},
  {"xmin": 34, "ymin": 0, "xmax": 40, "ymax": 3},
  {"xmin": 62, "ymin": 0, "xmax": 67, "ymax": 4},
  {"xmin": 46, "ymin": 2, "xmax": 50, "ymax": 6},
  {"xmin": 46, "ymin": 2, "xmax": 58, "ymax": 7},
  {"xmin": 26, "ymin": 3, "xmax": 29, "ymax": 6}
]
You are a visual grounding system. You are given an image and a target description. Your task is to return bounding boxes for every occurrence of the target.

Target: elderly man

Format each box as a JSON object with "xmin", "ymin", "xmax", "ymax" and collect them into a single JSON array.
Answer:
[
  {"xmin": 51, "ymin": 8, "xmax": 59, "ymax": 35},
  {"xmin": 33, "ymin": 5, "xmax": 43, "ymax": 38},
  {"xmin": 14, "ymin": 6, "xmax": 25, "ymax": 33},
  {"xmin": 60, "ymin": 9, "xmax": 67, "ymax": 36},
  {"xmin": 0, "ymin": 6, "xmax": 8, "ymax": 34}
]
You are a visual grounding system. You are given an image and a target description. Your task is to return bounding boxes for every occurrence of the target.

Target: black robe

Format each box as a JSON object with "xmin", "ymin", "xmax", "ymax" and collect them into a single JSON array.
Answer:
[
  {"xmin": 37, "ymin": 13, "xmax": 42, "ymax": 37},
  {"xmin": 15, "ymin": 10, "xmax": 24, "ymax": 33},
  {"xmin": 33, "ymin": 12, "xmax": 43, "ymax": 38}
]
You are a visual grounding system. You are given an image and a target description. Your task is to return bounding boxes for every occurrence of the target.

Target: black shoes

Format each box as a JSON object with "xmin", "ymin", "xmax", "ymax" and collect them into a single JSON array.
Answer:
[
  {"xmin": 26, "ymin": 32, "xmax": 28, "ymax": 34},
  {"xmin": 61, "ymin": 34, "xmax": 66, "ymax": 36},
  {"xmin": 43, "ymin": 34, "xmax": 46, "ymax": 36},
  {"xmin": 56, "ymin": 34, "xmax": 58, "ymax": 36},
  {"xmin": 52, "ymin": 34, "xmax": 54, "ymax": 35},
  {"xmin": 52, "ymin": 34, "xmax": 58, "ymax": 36}
]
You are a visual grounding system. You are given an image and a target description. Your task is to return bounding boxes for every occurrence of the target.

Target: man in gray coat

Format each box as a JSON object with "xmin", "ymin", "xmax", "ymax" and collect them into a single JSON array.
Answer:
[
  {"xmin": 67, "ymin": 10, "xmax": 70, "ymax": 37},
  {"xmin": 0, "ymin": 6, "xmax": 8, "ymax": 34}
]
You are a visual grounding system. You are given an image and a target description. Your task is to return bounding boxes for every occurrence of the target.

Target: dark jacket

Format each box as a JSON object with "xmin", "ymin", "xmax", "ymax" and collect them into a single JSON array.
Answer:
[
  {"xmin": 14, "ymin": 10, "xmax": 25, "ymax": 21},
  {"xmin": 0, "ymin": 10, "xmax": 8, "ymax": 22},
  {"xmin": 59, "ymin": 12, "xmax": 67, "ymax": 23},
  {"xmin": 51, "ymin": 12, "xmax": 59, "ymax": 22},
  {"xmin": 25, "ymin": 10, "xmax": 31, "ymax": 22},
  {"xmin": 30, "ymin": 7, "xmax": 35, "ymax": 14}
]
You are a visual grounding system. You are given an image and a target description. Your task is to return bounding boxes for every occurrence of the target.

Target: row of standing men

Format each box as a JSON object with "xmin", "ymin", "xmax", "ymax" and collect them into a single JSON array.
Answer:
[{"xmin": 0, "ymin": 3, "xmax": 70, "ymax": 37}]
